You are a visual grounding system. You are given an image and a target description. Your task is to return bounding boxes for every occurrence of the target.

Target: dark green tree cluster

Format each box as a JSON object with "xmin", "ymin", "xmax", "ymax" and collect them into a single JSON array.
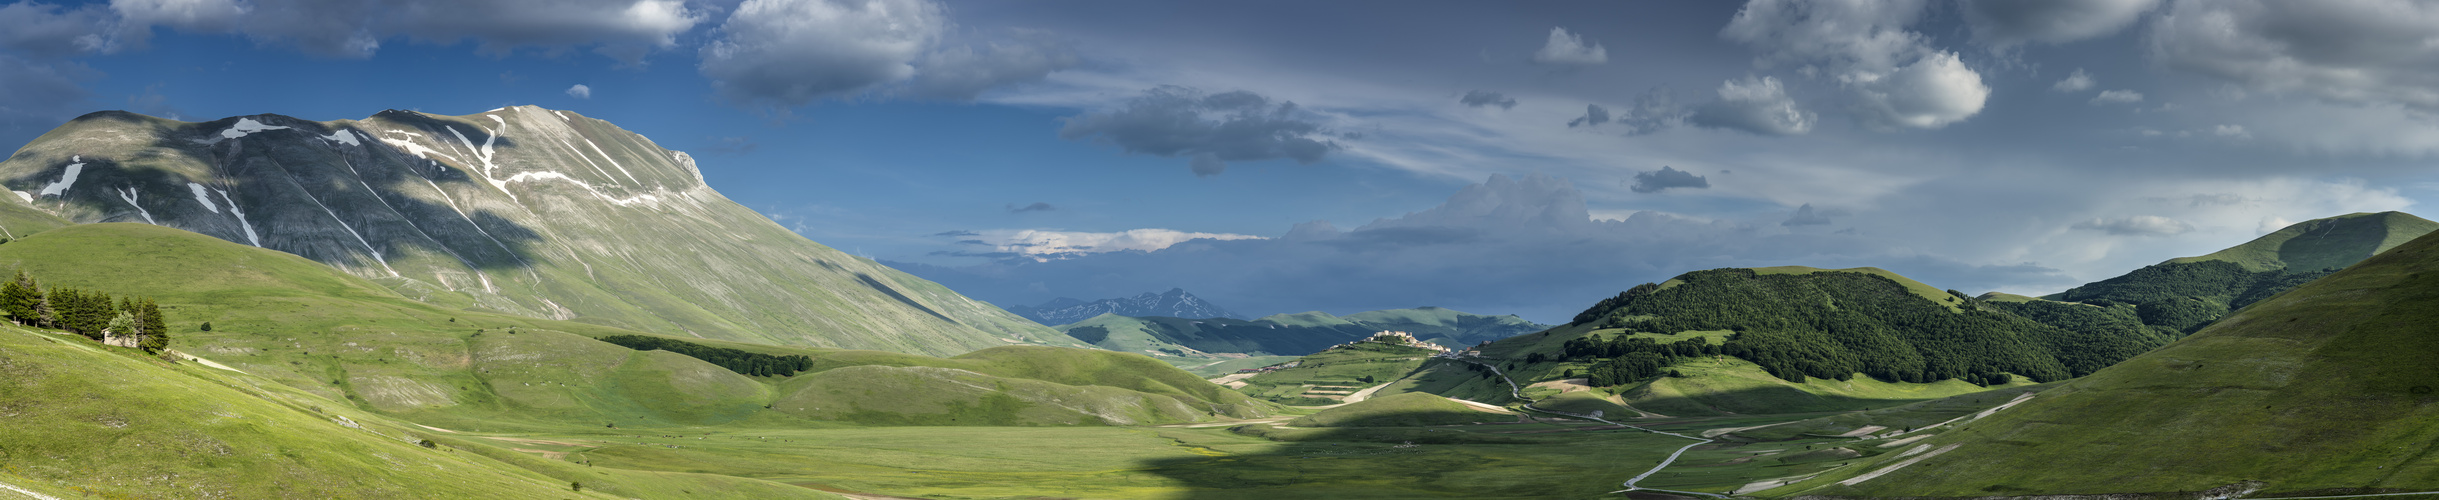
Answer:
[
  {"xmin": 0, "ymin": 271, "xmax": 171, "ymax": 352},
  {"xmin": 1559, "ymin": 336, "xmax": 1727, "ymax": 386},
  {"xmin": 1567, "ymin": 269, "xmax": 2172, "ymax": 386},
  {"xmin": 1977, "ymin": 300, "xmax": 2172, "ymax": 376},
  {"xmin": 1584, "ymin": 351, "xmax": 1672, "ymax": 386},
  {"xmin": 1562, "ymin": 335, "xmax": 1721, "ymax": 359},
  {"xmin": 2053, "ymin": 260, "xmax": 2334, "ymax": 334},
  {"xmin": 597, "ymin": 335, "xmax": 814, "ymax": 377}
]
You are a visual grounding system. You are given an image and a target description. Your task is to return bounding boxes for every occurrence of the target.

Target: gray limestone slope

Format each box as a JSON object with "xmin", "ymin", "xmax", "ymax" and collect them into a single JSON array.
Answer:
[{"xmin": 0, "ymin": 107, "xmax": 1079, "ymax": 356}]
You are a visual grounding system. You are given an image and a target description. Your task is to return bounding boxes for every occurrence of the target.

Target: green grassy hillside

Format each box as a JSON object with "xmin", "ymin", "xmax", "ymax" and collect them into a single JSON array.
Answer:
[
  {"xmin": 1235, "ymin": 341, "xmax": 1441, "ymax": 405},
  {"xmin": 0, "ymin": 323, "xmax": 831, "ymax": 499},
  {"xmin": 1783, "ymin": 224, "xmax": 2439, "ymax": 497},
  {"xmin": 0, "ymin": 224, "xmax": 1264, "ymax": 432},
  {"xmin": 2043, "ymin": 212, "xmax": 2438, "ymax": 336},
  {"xmin": 1569, "ymin": 267, "xmax": 2164, "ymax": 385},
  {"xmin": 2168, "ymin": 211, "xmax": 2437, "ymax": 272},
  {"xmin": 1, "ymin": 108, "xmax": 1077, "ymax": 357}
]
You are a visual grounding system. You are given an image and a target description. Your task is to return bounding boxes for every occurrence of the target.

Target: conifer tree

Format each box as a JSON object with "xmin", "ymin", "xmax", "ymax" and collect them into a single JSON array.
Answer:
[
  {"xmin": 137, "ymin": 298, "xmax": 168, "ymax": 353},
  {"xmin": 0, "ymin": 271, "xmax": 34, "ymax": 325},
  {"xmin": 32, "ymin": 284, "xmax": 55, "ymax": 329}
]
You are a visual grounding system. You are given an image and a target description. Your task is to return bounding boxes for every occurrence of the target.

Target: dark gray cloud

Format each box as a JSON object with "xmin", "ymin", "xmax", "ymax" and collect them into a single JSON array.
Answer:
[
  {"xmin": 701, "ymin": 0, "xmax": 939, "ymax": 108},
  {"xmin": 1782, "ymin": 204, "xmax": 1832, "ymax": 226},
  {"xmin": 1961, "ymin": 0, "xmax": 2159, "ymax": 46},
  {"xmin": 40, "ymin": 0, "xmax": 710, "ymax": 60},
  {"xmin": 1059, "ymin": 85, "xmax": 1339, "ymax": 176},
  {"xmin": 1629, "ymin": 166, "xmax": 1709, "ymax": 193},
  {"xmin": 895, "ymin": 173, "xmax": 2074, "ymax": 322},
  {"xmin": 1688, "ymin": 76, "xmax": 1814, "ymax": 135},
  {"xmin": 907, "ymin": 34, "xmax": 1079, "ymax": 100},
  {"xmin": 2072, "ymin": 216, "xmax": 2195, "ymax": 236},
  {"xmin": 1566, "ymin": 104, "xmax": 1610, "ymax": 128},
  {"xmin": 1007, "ymin": 202, "xmax": 1056, "ymax": 213},
  {"xmin": 1459, "ymin": 90, "xmax": 1517, "ymax": 109},
  {"xmin": 933, "ymin": 230, "xmax": 980, "ymax": 237},
  {"xmin": 2150, "ymin": 0, "xmax": 2439, "ymax": 112},
  {"xmin": 0, "ymin": 2, "xmax": 114, "ymax": 56}
]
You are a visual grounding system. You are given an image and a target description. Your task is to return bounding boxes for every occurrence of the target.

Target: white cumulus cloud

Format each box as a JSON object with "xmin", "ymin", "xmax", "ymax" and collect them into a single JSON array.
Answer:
[
  {"xmin": 1721, "ymin": 0, "xmax": 1988, "ymax": 129},
  {"xmin": 975, "ymin": 228, "xmax": 1266, "ymax": 260},
  {"xmin": 1850, "ymin": 51, "xmax": 1990, "ymax": 129},
  {"xmin": 1531, "ymin": 27, "xmax": 1607, "ymax": 66},
  {"xmin": 2090, "ymin": 89, "xmax": 2142, "ymax": 104},
  {"xmin": 1690, "ymin": 75, "xmax": 1815, "ymax": 135},
  {"xmin": 565, "ymin": 84, "xmax": 591, "ymax": 99},
  {"xmin": 2052, "ymin": 68, "xmax": 2095, "ymax": 91},
  {"xmin": 700, "ymin": 0, "xmax": 944, "ymax": 108}
]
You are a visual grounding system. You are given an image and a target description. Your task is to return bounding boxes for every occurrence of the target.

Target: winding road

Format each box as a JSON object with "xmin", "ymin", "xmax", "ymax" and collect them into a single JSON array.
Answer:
[{"xmin": 1440, "ymin": 354, "xmax": 1727, "ymax": 498}]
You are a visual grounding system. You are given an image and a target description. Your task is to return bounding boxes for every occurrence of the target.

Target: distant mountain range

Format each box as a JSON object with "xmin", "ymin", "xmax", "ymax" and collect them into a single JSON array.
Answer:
[
  {"xmin": 1057, "ymin": 306, "xmax": 1548, "ymax": 357},
  {"xmin": 1004, "ymin": 288, "xmax": 1245, "ymax": 325}
]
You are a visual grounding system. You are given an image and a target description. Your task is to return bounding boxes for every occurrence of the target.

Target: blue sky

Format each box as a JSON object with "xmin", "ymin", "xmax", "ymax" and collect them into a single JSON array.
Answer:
[{"xmin": 7, "ymin": 0, "xmax": 2439, "ymax": 322}]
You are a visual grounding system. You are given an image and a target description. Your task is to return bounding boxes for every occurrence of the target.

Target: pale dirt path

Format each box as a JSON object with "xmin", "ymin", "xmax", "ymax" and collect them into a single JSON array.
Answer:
[
  {"xmin": 1340, "ymin": 381, "xmax": 1391, "ymax": 403},
  {"xmin": 1701, "ymin": 420, "xmax": 1804, "ymax": 438},
  {"xmin": 1162, "ymin": 380, "xmax": 1396, "ymax": 428},
  {"xmin": 166, "ymin": 350, "xmax": 246, "ymax": 374},
  {"xmin": 1839, "ymin": 444, "xmax": 1958, "ymax": 486},
  {"xmin": 1206, "ymin": 373, "xmax": 1258, "ymax": 388},
  {"xmin": 0, "ymin": 480, "xmax": 62, "ymax": 500},
  {"xmin": 1448, "ymin": 398, "xmax": 1519, "ymax": 414}
]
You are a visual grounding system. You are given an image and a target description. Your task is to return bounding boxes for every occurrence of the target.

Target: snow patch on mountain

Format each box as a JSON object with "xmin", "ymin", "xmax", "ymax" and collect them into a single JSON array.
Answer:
[
  {"xmin": 555, "ymin": 137, "xmax": 618, "ymax": 182},
  {"xmin": 321, "ymin": 129, "xmax": 361, "ymax": 146},
  {"xmin": 445, "ymin": 125, "xmax": 514, "ymax": 202},
  {"xmin": 220, "ymin": 118, "xmax": 289, "ymax": 139},
  {"xmin": 500, "ymin": 171, "xmax": 664, "ymax": 207},
  {"xmin": 379, "ymin": 130, "xmax": 457, "ymax": 163},
  {"xmin": 114, "ymin": 187, "xmax": 156, "ymax": 224},
  {"xmin": 215, "ymin": 189, "xmax": 261, "ymax": 247},
  {"xmin": 580, "ymin": 136, "xmax": 639, "ymax": 185},
  {"xmin": 36, "ymin": 162, "xmax": 82, "ymax": 197},
  {"xmin": 187, "ymin": 183, "xmax": 220, "ymax": 213}
]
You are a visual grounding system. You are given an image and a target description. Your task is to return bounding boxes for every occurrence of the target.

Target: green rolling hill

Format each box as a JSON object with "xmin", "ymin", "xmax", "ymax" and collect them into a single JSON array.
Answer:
[
  {"xmin": 1056, "ymin": 306, "xmax": 1546, "ymax": 357},
  {"xmin": 0, "ymin": 108, "xmax": 1075, "ymax": 356},
  {"xmin": 1401, "ymin": 266, "xmax": 2167, "ymax": 419},
  {"xmin": 0, "ymin": 224, "xmax": 1267, "ymax": 431},
  {"xmin": 1779, "ymin": 218, "xmax": 2439, "ymax": 497},
  {"xmin": 2037, "ymin": 211, "xmax": 2437, "ymax": 335}
]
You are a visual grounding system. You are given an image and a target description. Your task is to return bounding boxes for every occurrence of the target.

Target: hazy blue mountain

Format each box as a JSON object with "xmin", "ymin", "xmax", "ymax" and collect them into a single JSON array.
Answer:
[
  {"xmin": 1007, "ymin": 288, "xmax": 1245, "ymax": 325},
  {"xmin": 1057, "ymin": 306, "xmax": 1547, "ymax": 356}
]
